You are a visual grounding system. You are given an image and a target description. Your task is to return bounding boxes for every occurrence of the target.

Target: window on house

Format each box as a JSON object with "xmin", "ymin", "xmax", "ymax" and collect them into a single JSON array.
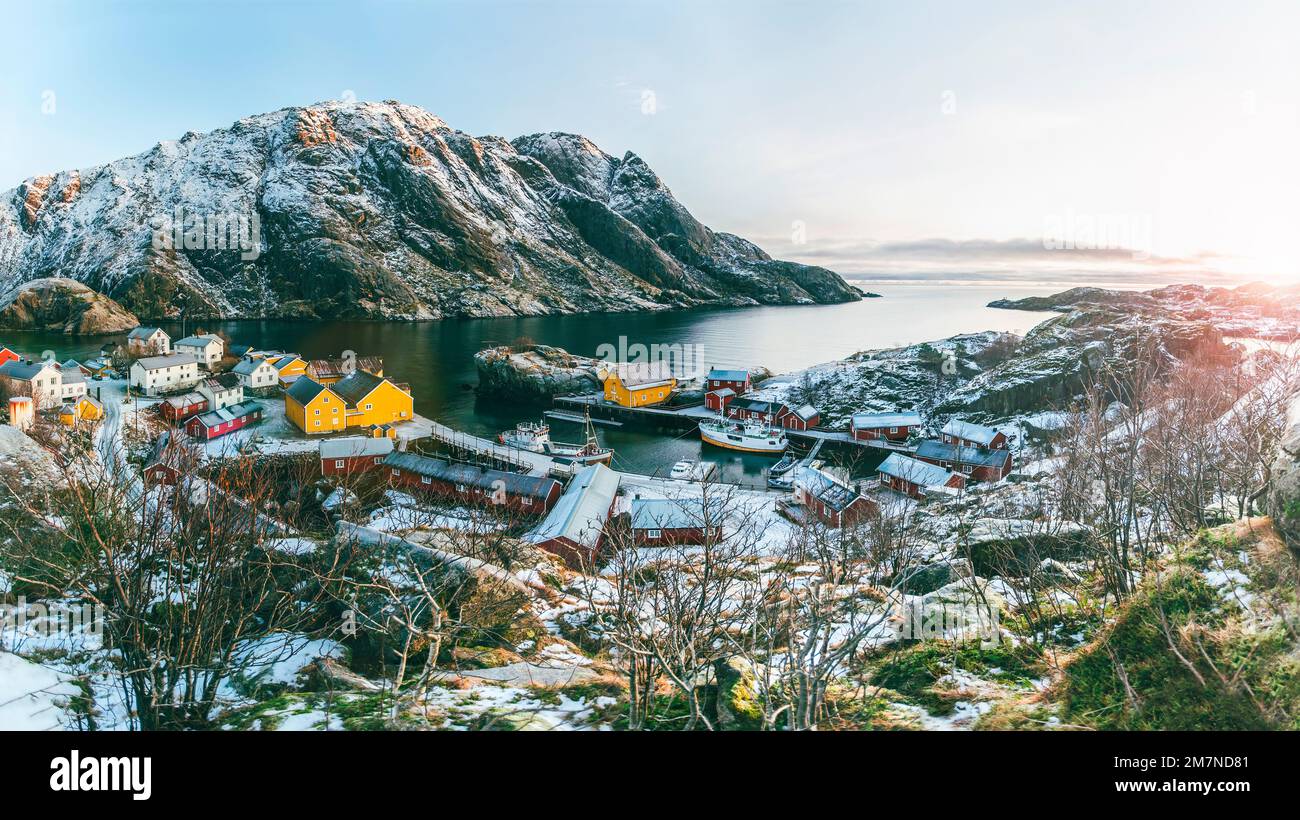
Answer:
[
  {"xmin": 421, "ymin": 476, "xmax": 432, "ymax": 485},
  {"xmin": 455, "ymin": 483, "xmax": 467, "ymax": 492},
  {"xmin": 334, "ymin": 460, "xmax": 345, "ymax": 469},
  {"xmin": 646, "ymin": 529, "xmax": 661, "ymax": 539},
  {"xmin": 522, "ymin": 497, "xmax": 531, "ymax": 506},
  {"xmin": 391, "ymin": 468, "xmax": 400, "ymax": 476}
]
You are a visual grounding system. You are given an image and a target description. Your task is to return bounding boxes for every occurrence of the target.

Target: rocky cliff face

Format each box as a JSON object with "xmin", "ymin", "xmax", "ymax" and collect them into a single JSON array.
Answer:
[
  {"xmin": 0, "ymin": 277, "xmax": 139, "ymax": 334},
  {"xmin": 0, "ymin": 101, "xmax": 859, "ymax": 322}
]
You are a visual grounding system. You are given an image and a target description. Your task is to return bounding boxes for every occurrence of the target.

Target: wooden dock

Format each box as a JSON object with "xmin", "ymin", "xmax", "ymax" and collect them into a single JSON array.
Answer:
[
  {"xmin": 554, "ymin": 394, "xmax": 915, "ymax": 454},
  {"xmin": 543, "ymin": 410, "xmax": 623, "ymax": 428},
  {"xmin": 425, "ymin": 420, "xmax": 557, "ymax": 476}
]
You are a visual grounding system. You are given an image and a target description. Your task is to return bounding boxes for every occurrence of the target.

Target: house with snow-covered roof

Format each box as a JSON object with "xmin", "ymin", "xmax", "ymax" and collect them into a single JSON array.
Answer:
[
  {"xmin": 941, "ymin": 419, "xmax": 1007, "ymax": 451},
  {"xmin": 877, "ymin": 453, "xmax": 966, "ymax": 500},
  {"xmin": 127, "ymin": 326, "xmax": 170, "ymax": 356}
]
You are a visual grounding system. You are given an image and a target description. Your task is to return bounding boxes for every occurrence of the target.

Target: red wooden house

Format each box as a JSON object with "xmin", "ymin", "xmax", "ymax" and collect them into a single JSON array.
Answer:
[
  {"xmin": 941, "ymin": 419, "xmax": 1008, "ymax": 451},
  {"xmin": 143, "ymin": 431, "xmax": 194, "ymax": 486},
  {"xmin": 727, "ymin": 397, "xmax": 821, "ymax": 431},
  {"xmin": 704, "ymin": 387, "xmax": 735, "ymax": 413},
  {"xmin": 915, "ymin": 440, "xmax": 1013, "ymax": 483},
  {"xmin": 629, "ymin": 497, "xmax": 725, "ymax": 545},
  {"xmin": 877, "ymin": 453, "xmax": 966, "ymax": 500},
  {"xmin": 793, "ymin": 466, "xmax": 877, "ymax": 527},
  {"xmin": 850, "ymin": 411, "xmax": 922, "ymax": 442},
  {"xmin": 320, "ymin": 436, "xmax": 395, "ymax": 475},
  {"xmin": 161, "ymin": 391, "xmax": 208, "ymax": 423},
  {"xmin": 0, "ymin": 347, "xmax": 21, "ymax": 367},
  {"xmin": 705, "ymin": 368, "xmax": 751, "ymax": 394},
  {"xmin": 184, "ymin": 400, "xmax": 263, "ymax": 440},
  {"xmin": 382, "ymin": 451, "xmax": 562, "ymax": 515},
  {"xmin": 524, "ymin": 463, "xmax": 620, "ymax": 567}
]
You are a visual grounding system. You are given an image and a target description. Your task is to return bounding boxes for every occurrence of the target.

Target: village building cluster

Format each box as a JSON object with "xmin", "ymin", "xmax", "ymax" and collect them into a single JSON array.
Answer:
[{"xmin": 1, "ymin": 329, "xmax": 1021, "ymax": 574}]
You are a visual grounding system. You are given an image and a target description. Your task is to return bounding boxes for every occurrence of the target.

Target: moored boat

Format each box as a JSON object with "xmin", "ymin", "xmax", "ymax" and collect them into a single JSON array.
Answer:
[
  {"xmin": 698, "ymin": 416, "xmax": 788, "ymax": 454},
  {"xmin": 769, "ymin": 452, "xmax": 798, "ymax": 475},
  {"xmin": 500, "ymin": 411, "xmax": 614, "ymax": 465},
  {"xmin": 670, "ymin": 459, "xmax": 718, "ymax": 480}
]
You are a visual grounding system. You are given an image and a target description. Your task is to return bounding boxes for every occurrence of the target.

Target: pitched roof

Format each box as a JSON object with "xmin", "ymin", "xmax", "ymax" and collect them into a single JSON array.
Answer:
[
  {"xmin": 707, "ymin": 387, "xmax": 736, "ymax": 398},
  {"xmin": 275, "ymin": 356, "xmax": 305, "ymax": 373},
  {"xmin": 306, "ymin": 356, "xmax": 383, "ymax": 380},
  {"xmin": 233, "ymin": 356, "xmax": 273, "ymax": 375},
  {"xmin": 134, "ymin": 353, "xmax": 198, "ymax": 371},
  {"xmin": 852, "ymin": 411, "xmax": 923, "ymax": 429},
  {"xmin": 330, "ymin": 370, "xmax": 388, "ymax": 408},
  {"xmin": 174, "ymin": 334, "xmax": 222, "ymax": 349},
  {"xmin": 382, "ymin": 451, "xmax": 559, "ymax": 500},
  {"xmin": 0, "ymin": 359, "xmax": 55, "ymax": 380},
  {"xmin": 526, "ymin": 463, "xmax": 620, "ymax": 549},
  {"xmin": 915, "ymin": 440, "xmax": 1011, "ymax": 470},
  {"xmin": 319, "ymin": 436, "xmax": 394, "ymax": 460},
  {"xmin": 878, "ymin": 453, "xmax": 958, "ymax": 489},
  {"xmin": 192, "ymin": 400, "xmax": 261, "ymax": 428},
  {"xmin": 285, "ymin": 377, "xmax": 332, "ymax": 405},
  {"xmin": 630, "ymin": 497, "xmax": 726, "ymax": 531},
  {"xmin": 128, "ymin": 326, "xmax": 165, "ymax": 340},
  {"xmin": 728, "ymin": 396, "xmax": 786, "ymax": 415},
  {"xmin": 707, "ymin": 368, "xmax": 749, "ymax": 382},
  {"xmin": 163, "ymin": 392, "xmax": 207, "ymax": 409},
  {"xmin": 206, "ymin": 372, "xmax": 242, "ymax": 390},
  {"xmin": 791, "ymin": 403, "xmax": 819, "ymax": 421},
  {"xmin": 602, "ymin": 361, "xmax": 676, "ymax": 389},
  {"xmin": 794, "ymin": 466, "xmax": 865, "ymax": 512},
  {"xmin": 57, "ymin": 364, "xmax": 85, "ymax": 384},
  {"xmin": 942, "ymin": 419, "xmax": 1001, "ymax": 446}
]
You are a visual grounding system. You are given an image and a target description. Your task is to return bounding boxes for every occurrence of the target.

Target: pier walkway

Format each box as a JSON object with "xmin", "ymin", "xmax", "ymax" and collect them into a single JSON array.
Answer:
[{"xmin": 425, "ymin": 419, "xmax": 557, "ymax": 476}]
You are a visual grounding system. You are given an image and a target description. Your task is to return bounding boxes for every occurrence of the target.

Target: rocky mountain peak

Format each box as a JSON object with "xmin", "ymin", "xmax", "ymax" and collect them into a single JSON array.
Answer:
[{"xmin": 0, "ymin": 99, "xmax": 859, "ymax": 323}]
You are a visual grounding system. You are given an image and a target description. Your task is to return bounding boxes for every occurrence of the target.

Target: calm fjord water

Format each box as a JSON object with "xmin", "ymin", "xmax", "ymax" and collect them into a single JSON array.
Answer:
[{"xmin": 8, "ymin": 283, "xmax": 1059, "ymax": 484}]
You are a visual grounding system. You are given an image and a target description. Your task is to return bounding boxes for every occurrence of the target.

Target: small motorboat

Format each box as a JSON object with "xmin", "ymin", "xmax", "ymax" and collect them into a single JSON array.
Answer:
[
  {"xmin": 769, "ymin": 452, "xmax": 798, "ymax": 476},
  {"xmin": 670, "ymin": 460, "xmax": 718, "ymax": 481}
]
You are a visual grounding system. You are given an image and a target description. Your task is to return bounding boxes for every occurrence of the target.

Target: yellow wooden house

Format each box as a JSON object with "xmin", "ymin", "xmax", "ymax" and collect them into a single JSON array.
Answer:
[
  {"xmin": 599, "ymin": 362, "xmax": 677, "ymax": 408},
  {"xmin": 285, "ymin": 371, "xmax": 413, "ymax": 435},
  {"xmin": 275, "ymin": 356, "xmax": 309, "ymax": 388},
  {"xmin": 58, "ymin": 395, "xmax": 104, "ymax": 428}
]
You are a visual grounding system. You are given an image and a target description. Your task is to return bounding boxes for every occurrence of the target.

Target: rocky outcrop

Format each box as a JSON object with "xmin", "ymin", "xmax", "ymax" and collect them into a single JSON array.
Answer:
[
  {"xmin": 935, "ymin": 306, "xmax": 1231, "ymax": 418},
  {"xmin": 474, "ymin": 344, "xmax": 603, "ymax": 400},
  {"xmin": 758, "ymin": 302, "xmax": 1236, "ymax": 428},
  {"xmin": 991, "ymin": 282, "xmax": 1300, "ymax": 341},
  {"xmin": 0, "ymin": 277, "xmax": 139, "ymax": 334},
  {"xmin": 1266, "ymin": 393, "xmax": 1300, "ymax": 549},
  {"xmin": 0, "ymin": 101, "xmax": 860, "ymax": 321}
]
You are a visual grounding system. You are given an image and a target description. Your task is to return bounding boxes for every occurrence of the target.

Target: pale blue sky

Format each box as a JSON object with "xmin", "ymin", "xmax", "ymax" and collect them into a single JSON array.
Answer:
[{"xmin": 4, "ymin": 0, "xmax": 1298, "ymax": 281}]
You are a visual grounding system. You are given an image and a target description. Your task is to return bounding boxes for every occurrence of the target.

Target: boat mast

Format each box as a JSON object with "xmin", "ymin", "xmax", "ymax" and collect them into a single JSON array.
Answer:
[{"xmin": 584, "ymin": 405, "xmax": 599, "ymax": 449}]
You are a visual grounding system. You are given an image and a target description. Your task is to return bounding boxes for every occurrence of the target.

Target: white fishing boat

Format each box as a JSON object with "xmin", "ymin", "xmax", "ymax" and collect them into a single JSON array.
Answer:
[
  {"xmin": 499, "ymin": 410, "xmax": 614, "ymax": 465},
  {"xmin": 698, "ymin": 416, "xmax": 788, "ymax": 454}
]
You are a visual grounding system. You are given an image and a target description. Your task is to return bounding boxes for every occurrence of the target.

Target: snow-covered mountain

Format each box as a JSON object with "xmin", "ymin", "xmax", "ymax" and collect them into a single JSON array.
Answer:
[{"xmin": 0, "ymin": 101, "xmax": 860, "ymax": 321}]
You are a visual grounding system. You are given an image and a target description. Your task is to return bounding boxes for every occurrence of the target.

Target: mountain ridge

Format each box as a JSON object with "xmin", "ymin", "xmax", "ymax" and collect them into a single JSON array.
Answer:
[{"xmin": 0, "ymin": 100, "xmax": 860, "ymax": 322}]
